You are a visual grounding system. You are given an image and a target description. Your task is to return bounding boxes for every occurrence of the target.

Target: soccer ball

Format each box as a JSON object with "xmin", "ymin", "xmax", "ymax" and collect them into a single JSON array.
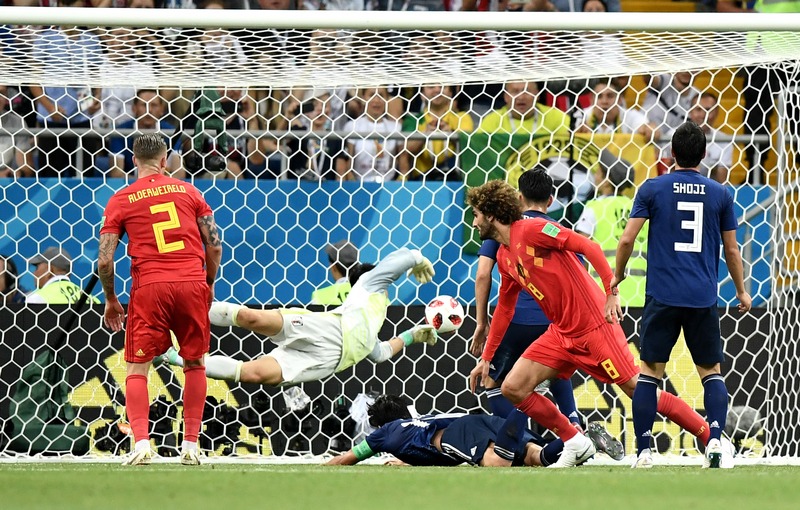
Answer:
[{"xmin": 425, "ymin": 295, "xmax": 465, "ymax": 334}]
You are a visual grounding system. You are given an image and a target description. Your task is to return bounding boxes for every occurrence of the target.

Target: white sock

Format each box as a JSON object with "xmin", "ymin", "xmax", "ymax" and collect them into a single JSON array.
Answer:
[
  {"xmin": 134, "ymin": 439, "xmax": 150, "ymax": 452},
  {"xmin": 204, "ymin": 356, "xmax": 244, "ymax": 383},
  {"xmin": 182, "ymin": 441, "xmax": 197, "ymax": 453}
]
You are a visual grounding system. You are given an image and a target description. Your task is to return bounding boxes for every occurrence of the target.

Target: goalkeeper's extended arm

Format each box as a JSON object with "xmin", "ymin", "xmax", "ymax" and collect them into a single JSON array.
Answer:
[
  {"xmin": 366, "ymin": 325, "xmax": 438, "ymax": 364},
  {"xmin": 360, "ymin": 248, "xmax": 433, "ymax": 293}
]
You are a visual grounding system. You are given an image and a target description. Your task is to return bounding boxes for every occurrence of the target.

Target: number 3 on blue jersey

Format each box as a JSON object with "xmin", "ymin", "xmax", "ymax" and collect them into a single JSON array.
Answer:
[{"xmin": 675, "ymin": 201, "xmax": 703, "ymax": 253}]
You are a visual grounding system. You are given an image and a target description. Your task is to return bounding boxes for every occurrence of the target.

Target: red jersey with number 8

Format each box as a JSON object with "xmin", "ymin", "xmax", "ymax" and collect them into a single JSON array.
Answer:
[{"xmin": 100, "ymin": 173, "xmax": 212, "ymax": 287}]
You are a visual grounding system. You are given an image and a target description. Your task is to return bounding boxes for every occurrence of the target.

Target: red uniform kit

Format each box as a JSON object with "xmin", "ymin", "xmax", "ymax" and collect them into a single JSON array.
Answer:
[
  {"xmin": 100, "ymin": 174, "xmax": 212, "ymax": 363},
  {"xmin": 482, "ymin": 218, "xmax": 638, "ymax": 385}
]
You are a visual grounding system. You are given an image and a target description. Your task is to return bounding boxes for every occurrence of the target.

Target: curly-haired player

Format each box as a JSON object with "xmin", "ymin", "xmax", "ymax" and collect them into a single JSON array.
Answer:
[{"xmin": 467, "ymin": 171, "xmax": 718, "ymax": 468}]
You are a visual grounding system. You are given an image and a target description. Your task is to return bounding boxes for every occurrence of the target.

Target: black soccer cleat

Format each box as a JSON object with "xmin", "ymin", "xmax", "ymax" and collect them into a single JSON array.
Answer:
[{"xmin": 586, "ymin": 422, "xmax": 625, "ymax": 461}]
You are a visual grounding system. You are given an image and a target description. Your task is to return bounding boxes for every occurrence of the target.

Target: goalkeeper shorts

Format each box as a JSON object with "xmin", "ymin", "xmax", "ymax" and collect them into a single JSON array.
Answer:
[{"xmin": 266, "ymin": 309, "xmax": 343, "ymax": 386}]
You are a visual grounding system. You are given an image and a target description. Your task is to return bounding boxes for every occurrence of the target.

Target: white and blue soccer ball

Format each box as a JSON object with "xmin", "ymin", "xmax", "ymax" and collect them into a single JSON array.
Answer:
[{"xmin": 424, "ymin": 295, "xmax": 465, "ymax": 334}]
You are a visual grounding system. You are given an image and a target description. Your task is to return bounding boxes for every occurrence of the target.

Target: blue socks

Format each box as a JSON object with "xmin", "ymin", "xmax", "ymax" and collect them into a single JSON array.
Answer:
[
  {"xmin": 632, "ymin": 374, "xmax": 660, "ymax": 454},
  {"xmin": 488, "ymin": 379, "xmax": 580, "ymax": 464},
  {"xmin": 539, "ymin": 439, "xmax": 564, "ymax": 466},
  {"xmin": 493, "ymin": 407, "xmax": 566, "ymax": 466},
  {"xmin": 702, "ymin": 374, "xmax": 728, "ymax": 442},
  {"xmin": 486, "ymin": 388, "xmax": 516, "ymax": 419},
  {"xmin": 550, "ymin": 377, "xmax": 580, "ymax": 426},
  {"xmin": 494, "ymin": 409, "xmax": 529, "ymax": 462}
]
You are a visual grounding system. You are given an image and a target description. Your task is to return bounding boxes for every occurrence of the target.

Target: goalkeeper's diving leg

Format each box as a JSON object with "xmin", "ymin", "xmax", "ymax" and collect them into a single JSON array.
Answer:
[
  {"xmin": 159, "ymin": 247, "xmax": 437, "ymax": 386},
  {"xmin": 159, "ymin": 305, "xmax": 435, "ymax": 386}
]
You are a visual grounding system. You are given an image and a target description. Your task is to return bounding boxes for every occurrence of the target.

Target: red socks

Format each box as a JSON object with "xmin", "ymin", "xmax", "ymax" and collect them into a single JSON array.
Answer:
[
  {"xmin": 182, "ymin": 365, "xmax": 207, "ymax": 443},
  {"xmin": 658, "ymin": 391, "xmax": 711, "ymax": 445},
  {"xmin": 125, "ymin": 374, "xmax": 150, "ymax": 443},
  {"xmin": 516, "ymin": 392, "xmax": 579, "ymax": 443}
]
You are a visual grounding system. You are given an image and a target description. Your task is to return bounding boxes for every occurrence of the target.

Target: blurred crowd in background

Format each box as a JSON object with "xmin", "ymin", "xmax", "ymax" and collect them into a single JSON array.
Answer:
[{"xmin": 0, "ymin": 0, "xmax": 776, "ymax": 189}]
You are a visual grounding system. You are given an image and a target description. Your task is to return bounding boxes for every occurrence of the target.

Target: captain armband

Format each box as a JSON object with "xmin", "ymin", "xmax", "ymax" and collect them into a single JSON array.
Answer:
[{"xmin": 352, "ymin": 440, "xmax": 376, "ymax": 461}]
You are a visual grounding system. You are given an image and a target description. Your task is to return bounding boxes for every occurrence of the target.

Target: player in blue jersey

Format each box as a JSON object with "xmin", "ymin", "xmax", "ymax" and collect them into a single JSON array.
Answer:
[
  {"xmin": 326, "ymin": 395, "xmax": 623, "ymax": 467},
  {"xmin": 613, "ymin": 121, "xmax": 752, "ymax": 469},
  {"xmin": 472, "ymin": 167, "xmax": 581, "ymax": 431}
]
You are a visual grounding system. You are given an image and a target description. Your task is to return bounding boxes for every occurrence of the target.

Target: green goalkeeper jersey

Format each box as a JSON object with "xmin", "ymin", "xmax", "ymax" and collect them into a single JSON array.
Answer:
[{"xmin": 334, "ymin": 248, "xmax": 422, "ymax": 372}]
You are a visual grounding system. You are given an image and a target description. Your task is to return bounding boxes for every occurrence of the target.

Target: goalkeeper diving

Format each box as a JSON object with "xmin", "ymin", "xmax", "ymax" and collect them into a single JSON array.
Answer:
[{"xmin": 160, "ymin": 248, "xmax": 437, "ymax": 386}]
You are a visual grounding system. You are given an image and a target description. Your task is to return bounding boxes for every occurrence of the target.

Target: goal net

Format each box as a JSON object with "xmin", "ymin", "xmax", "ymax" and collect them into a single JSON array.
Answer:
[{"xmin": 0, "ymin": 8, "xmax": 797, "ymax": 462}]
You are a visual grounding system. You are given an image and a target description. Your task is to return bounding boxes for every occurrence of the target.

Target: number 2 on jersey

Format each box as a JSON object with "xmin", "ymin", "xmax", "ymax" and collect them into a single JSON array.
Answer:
[
  {"xmin": 150, "ymin": 202, "xmax": 185, "ymax": 254},
  {"xmin": 675, "ymin": 201, "xmax": 703, "ymax": 253}
]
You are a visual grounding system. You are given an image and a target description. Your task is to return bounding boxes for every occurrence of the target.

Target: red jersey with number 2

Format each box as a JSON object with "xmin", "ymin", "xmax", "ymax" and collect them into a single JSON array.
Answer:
[
  {"xmin": 484, "ymin": 218, "xmax": 608, "ymax": 362},
  {"xmin": 100, "ymin": 174, "xmax": 212, "ymax": 287}
]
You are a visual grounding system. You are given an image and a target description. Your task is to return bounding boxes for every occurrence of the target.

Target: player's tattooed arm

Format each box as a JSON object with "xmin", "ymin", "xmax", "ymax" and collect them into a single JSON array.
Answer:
[
  {"xmin": 197, "ymin": 214, "xmax": 223, "ymax": 286},
  {"xmin": 197, "ymin": 214, "xmax": 222, "ymax": 247},
  {"xmin": 97, "ymin": 233, "xmax": 120, "ymax": 298},
  {"xmin": 99, "ymin": 232, "xmax": 125, "ymax": 332}
]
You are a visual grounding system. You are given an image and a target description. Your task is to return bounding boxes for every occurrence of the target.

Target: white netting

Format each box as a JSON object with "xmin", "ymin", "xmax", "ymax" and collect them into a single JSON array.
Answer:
[{"xmin": 0, "ymin": 10, "xmax": 796, "ymax": 461}]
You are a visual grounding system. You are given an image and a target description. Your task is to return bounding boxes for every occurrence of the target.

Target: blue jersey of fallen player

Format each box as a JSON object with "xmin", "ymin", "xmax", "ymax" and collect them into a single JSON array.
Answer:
[
  {"xmin": 353, "ymin": 414, "xmax": 464, "ymax": 467},
  {"xmin": 630, "ymin": 169, "xmax": 738, "ymax": 308},
  {"xmin": 478, "ymin": 210, "xmax": 550, "ymax": 326}
]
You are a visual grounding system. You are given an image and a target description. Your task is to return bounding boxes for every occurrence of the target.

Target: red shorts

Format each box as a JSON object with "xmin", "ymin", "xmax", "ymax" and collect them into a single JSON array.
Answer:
[
  {"xmin": 125, "ymin": 281, "xmax": 210, "ymax": 363},
  {"xmin": 522, "ymin": 322, "xmax": 639, "ymax": 385}
]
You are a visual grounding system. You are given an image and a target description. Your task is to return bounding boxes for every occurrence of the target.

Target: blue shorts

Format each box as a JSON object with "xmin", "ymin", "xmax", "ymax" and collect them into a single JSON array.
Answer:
[
  {"xmin": 439, "ymin": 415, "xmax": 544, "ymax": 466},
  {"xmin": 639, "ymin": 295, "xmax": 723, "ymax": 365},
  {"xmin": 489, "ymin": 322, "xmax": 550, "ymax": 382}
]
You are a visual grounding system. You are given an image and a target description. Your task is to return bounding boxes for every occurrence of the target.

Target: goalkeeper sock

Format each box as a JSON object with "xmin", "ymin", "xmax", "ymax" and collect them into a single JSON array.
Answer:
[
  {"xmin": 657, "ymin": 390, "xmax": 711, "ymax": 445},
  {"xmin": 166, "ymin": 347, "xmax": 183, "ymax": 367},
  {"xmin": 204, "ymin": 355, "xmax": 244, "ymax": 383},
  {"xmin": 493, "ymin": 409, "xmax": 529, "ymax": 462},
  {"xmin": 182, "ymin": 365, "xmax": 207, "ymax": 443},
  {"xmin": 486, "ymin": 388, "xmax": 515, "ymax": 419},
  {"xmin": 632, "ymin": 374, "xmax": 659, "ymax": 455},
  {"xmin": 539, "ymin": 439, "xmax": 564, "ymax": 467},
  {"xmin": 125, "ymin": 374, "xmax": 150, "ymax": 444},
  {"xmin": 702, "ymin": 374, "xmax": 728, "ymax": 443},
  {"xmin": 515, "ymin": 392, "xmax": 578, "ymax": 443},
  {"xmin": 549, "ymin": 378, "xmax": 580, "ymax": 425}
]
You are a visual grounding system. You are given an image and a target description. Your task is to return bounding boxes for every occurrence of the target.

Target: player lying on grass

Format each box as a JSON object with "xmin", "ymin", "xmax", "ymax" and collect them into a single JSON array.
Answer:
[
  {"xmin": 467, "ymin": 172, "xmax": 719, "ymax": 468},
  {"xmin": 326, "ymin": 395, "xmax": 624, "ymax": 467},
  {"xmin": 160, "ymin": 248, "xmax": 438, "ymax": 386}
]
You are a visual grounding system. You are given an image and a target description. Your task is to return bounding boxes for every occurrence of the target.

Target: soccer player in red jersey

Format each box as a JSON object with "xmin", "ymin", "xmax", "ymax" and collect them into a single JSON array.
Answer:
[
  {"xmin": 467, "ymin": 172, "xmax": 713, "ymax": 468},
  {"xmin": 98, "ymin": 133, "xmax": 223, "ymax": 466}
]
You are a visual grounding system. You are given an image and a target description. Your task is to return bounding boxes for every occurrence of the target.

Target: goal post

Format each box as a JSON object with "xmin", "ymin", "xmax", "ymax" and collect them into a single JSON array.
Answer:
[{"xmin": 0, "ymin": 9, "xmax": 797, "ymax": 462}]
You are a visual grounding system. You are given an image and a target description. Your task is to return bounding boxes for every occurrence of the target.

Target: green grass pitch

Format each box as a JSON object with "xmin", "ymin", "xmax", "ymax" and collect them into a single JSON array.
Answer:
[{"xmin": 3, "ymin": 464, "xmax": 800, "ymax": 510}]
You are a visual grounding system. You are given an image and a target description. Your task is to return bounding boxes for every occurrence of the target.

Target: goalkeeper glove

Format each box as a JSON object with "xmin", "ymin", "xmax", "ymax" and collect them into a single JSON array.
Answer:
[
  {"xmin": 408, "ymin": 255, "xmax": 435, "ymax": 284},
  {"xmin": 399, "ymin": 325, "xmax": 438, "ymax": 347}
]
